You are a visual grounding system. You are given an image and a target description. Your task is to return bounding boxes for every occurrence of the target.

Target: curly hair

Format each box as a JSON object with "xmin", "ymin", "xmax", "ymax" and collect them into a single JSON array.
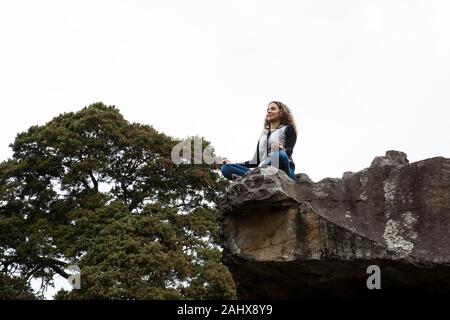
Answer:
[{"xmin": 264, "ymin": 101, "xmax": 297, "ymax": 133}]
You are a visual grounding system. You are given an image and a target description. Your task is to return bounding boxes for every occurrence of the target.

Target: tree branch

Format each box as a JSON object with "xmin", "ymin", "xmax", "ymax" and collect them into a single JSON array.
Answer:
[
  {"xmin": 36, "ymin": 257, "xmax": 69, "ymax": 279},
  {"xmin": 89, "ymin": 171, "xmax": 98, "ymax": 192}
]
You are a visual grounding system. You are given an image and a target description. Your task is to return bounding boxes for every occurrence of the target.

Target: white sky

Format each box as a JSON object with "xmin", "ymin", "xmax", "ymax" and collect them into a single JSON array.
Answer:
[
  {"xmin": 1, "ymin": 0, "xmax": 450, "ymax": 182},
  {"xmin": 1, "ymin": 0, "xmax": 450, "ymax": 299}
]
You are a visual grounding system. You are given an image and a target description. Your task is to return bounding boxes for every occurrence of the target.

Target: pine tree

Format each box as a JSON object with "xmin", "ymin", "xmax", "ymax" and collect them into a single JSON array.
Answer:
[{"xmin": 0, "ymin": 102, "xmax": 235, "ymax": 299}]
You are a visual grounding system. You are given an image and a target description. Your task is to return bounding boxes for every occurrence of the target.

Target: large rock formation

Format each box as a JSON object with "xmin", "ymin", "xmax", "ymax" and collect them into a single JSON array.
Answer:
[{"xmin": 218, "ymin": 151, "xmax": 450, "ymax": 299}]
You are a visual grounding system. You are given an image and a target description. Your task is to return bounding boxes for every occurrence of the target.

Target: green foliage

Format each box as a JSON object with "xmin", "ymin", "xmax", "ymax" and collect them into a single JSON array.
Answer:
[
  {"xmin": 0, "ymin": 102, "xmax": 234, "ymax": 299},
  {"xmin": 0, "ymin": 273, "xmax": 36, "ymax": 300}
]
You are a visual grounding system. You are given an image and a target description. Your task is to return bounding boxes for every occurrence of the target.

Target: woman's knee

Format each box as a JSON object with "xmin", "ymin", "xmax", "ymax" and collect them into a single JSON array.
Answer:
[
  {"xmin": 271, "ymin": 150, "xmax": 289, "ymax": 161},
  {"xmin": 220, "ymin": 164, "xmax": 231, "ymax": 176},
  {"xmin": 279, "ymin": 150, "xmax": 289, "ymax": 159}
]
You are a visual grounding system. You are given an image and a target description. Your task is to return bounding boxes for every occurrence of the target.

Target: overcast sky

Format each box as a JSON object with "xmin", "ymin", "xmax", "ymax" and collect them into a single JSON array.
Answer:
[{"xmin": 1, "ymin": 0, "xmax": 450, "ymax": 297}]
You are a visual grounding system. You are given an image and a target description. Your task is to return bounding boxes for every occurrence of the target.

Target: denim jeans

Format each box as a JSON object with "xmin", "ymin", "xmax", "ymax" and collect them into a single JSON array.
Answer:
[{"xmin": 220, "ymin": 150, "xmax": 296, "ymax": 181}]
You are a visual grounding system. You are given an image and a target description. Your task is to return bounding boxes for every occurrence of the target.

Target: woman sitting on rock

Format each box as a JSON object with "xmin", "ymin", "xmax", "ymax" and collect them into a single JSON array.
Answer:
[{"xmin": 221, "ymin": 101, "xmax": 298, "ymax": 181}]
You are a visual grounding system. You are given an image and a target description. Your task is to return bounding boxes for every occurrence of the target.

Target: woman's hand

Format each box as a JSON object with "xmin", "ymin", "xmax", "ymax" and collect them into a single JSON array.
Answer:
[{"xmin": 271, "ymin": 142, "xmax": 285, "ymax": 151}]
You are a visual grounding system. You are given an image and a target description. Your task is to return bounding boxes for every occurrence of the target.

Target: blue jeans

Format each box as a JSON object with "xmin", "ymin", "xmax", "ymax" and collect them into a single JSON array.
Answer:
[{"xmin": 220, "ymin": 150, "xmax": 296, "ymax": 180}]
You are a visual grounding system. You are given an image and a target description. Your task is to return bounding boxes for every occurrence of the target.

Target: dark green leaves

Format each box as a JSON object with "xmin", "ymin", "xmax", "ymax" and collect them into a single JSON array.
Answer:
[{"xmin": 0, "ymin": 102, "xmax": 234, "ymax": 299}]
